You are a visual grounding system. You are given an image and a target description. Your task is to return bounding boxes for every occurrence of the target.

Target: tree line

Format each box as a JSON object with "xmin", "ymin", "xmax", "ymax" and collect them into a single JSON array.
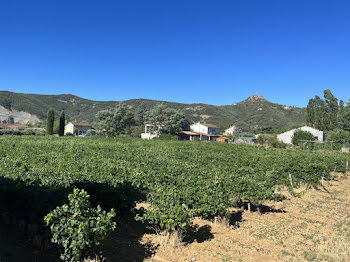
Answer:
[
  {"xmin": 306, "ymin": 89, "xmax": 350, "ymax": 145},
  {"xmin": 95, "ymin": 103, "xmax": 185, "ymax": 137}
]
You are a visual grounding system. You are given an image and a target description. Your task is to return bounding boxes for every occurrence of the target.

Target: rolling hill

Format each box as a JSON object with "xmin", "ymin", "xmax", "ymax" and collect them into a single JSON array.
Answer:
[{"xmin": 0, "ymin": 91, "xmax": 306, "ymax": 133}]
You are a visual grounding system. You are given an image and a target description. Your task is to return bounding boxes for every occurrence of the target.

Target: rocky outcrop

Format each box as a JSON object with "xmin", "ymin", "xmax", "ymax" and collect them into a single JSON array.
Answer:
[{"xmin": 0, "ymin": 106, "xmax": 41, "ymax": 124}]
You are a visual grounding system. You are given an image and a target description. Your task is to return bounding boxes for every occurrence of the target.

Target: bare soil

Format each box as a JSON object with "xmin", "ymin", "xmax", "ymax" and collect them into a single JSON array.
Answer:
[
  {"xmin": 140, "ymin": 176, "xmax": 350, "ymax": 262},
  {"xmin": 2, "ymin": 176, "xmax": 350, "ymax": 262}
]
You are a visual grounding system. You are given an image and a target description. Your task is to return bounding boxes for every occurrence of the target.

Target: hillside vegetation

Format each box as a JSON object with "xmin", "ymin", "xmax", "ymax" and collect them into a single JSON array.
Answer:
[{"xmin": 0, "ymin": 91, "xmax": 305, "ymax": 132}]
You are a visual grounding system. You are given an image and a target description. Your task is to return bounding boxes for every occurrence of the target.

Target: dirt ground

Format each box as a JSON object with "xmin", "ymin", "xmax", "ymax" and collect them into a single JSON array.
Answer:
[
  {"xmin": 140, "ymin": 176, "xmax": 350, "ymax": 262},
  {"xmin": 1, "ymin": 176, "xmax": 350, "ymax": 262}
]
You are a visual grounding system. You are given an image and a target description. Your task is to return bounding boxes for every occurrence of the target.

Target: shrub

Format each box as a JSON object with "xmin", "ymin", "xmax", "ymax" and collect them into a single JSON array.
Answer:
[
  {"xmin": 154, "ymin": 134, "xmax": 179, "ymax": 141},
  {"xmin": 256, "ymin": 135, "xmax": 269, "ymax": 145},
  {"xmin": 292, "ymin": 130, "xmax": 315, "ymax": 146},
  {"xmin": 268, "ymin": 137, "xmax": 287, "ymax": 149},
  {"xmin": 326, "ymin": 128, "xmax": 350, "ymax": 146},
  {"xmin": 44, "ymin": 189, "xmax": 116, "ymax": 262}
]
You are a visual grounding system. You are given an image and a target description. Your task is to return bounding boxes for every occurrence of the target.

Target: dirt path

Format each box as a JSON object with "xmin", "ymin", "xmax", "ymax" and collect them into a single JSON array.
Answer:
[{"xmin": 142, "ymin": 176, "xmax": 350, "ymax": 262}]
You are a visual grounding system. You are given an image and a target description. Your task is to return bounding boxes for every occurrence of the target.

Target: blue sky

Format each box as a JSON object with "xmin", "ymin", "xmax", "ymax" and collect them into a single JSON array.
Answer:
[{"xmin": 0, "ymin": 1, "xmax": 349, "ymax": 107}]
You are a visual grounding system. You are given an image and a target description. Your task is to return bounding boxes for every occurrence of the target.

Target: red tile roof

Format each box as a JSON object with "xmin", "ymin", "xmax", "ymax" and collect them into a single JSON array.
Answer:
[
  {"xmin": 0, "ymin": 124, "xmax": 27, "ymax": 130},
  {"xmin": 71, "ymin": 122, "xmax": 92, "ymax": 127}
]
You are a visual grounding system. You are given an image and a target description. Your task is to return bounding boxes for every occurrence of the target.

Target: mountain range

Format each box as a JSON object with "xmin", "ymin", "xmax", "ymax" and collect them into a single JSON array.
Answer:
[{"xmin": 0, "ymin": 91, "xmax": 306, "ymax": 133}]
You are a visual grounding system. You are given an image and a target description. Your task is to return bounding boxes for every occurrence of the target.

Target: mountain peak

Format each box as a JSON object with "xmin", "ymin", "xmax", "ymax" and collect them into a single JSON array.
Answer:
[{"xmin": 244, "ymin": 94, "xmax": 268, "ymax": 102}]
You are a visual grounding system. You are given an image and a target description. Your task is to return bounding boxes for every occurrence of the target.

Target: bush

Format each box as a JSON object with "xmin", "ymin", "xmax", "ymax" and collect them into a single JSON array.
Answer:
[
  {"xmin": 292, "ymin": 130, "xmax": 315, "ymax": 146},
  {"xmin": 268, "ymin": 137, "xmax": 287, "ymax": 149},
  {"xmin": 326, "ymin": 128, "xmax": 350, "ymax": 146},
  {"xmin": 155, "ymin": 134, "xmax": 179, "ymax": 141},
  {"xmin": 44, "ymin": 189, "xmax": 116, "ymax": 262},
  {"xmin": 256, "ymin": 135, "xmax": 269, "ymax": 145}
]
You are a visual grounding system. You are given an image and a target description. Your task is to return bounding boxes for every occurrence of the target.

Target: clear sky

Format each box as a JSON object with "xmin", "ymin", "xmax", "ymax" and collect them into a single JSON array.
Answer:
[{"xmin": 0, "ymin": 1, "xmax": 349, "ymax": 107}]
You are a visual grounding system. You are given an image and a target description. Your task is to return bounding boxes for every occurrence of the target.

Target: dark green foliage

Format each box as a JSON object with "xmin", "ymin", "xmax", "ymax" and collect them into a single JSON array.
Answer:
[
  {"xmin": 326, "ymin": 128, "xmax": 350, "ymax": 146},
  {"xmin": 256, "ymin": 135, "xmax": 269, "ymax": 145},
  {"xmin": 46, "ymin": 109, "xmax": 55, "ymax": 135},
  {"xmin": 59, "ymin": 111, "xmax": 65, "ymax": 136},
  {"xmin": 306, "ymin": 90, "xmax": 350, "ymax": 131},
  {"xmin": 96, "ymin": 104, "xmax": 135, "ymax": 136},
  {"xmin": 7, "ymin": 116, "xmax": 14, "ymax": 124},
  {"xmin": 267, "ymin": 137, "xmax": 287, "ymax": 148},
  {"xmin": 44, "ymin": 188, "xmax": 116, "ymax": 262},
  {"xmin": 292, "ymin": 130, "xmax": 315, "ymax": 146},
  {"xmin": 144, "ymin": 104, "xmax": 185, "ymax": 135}
]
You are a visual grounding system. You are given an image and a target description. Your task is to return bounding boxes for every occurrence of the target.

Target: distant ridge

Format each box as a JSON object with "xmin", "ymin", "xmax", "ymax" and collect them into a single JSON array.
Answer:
[{"xmin": 0, "ymin": 91, "xmax": 306, "ymax": 133}]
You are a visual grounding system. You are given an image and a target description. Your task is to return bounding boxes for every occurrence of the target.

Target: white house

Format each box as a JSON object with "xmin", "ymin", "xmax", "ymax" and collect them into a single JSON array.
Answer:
[
  {"xmin": 190, "ymin": 122, "xmax": 220, "ymax": 135},
  {"xmin": 277, "ymin": 126, "xmax": 324, "ymax": 144},
  {"xmin": 64, "ymin": 122, "xmax": 92, "ymax": 136},
  {"xmin": 224, "ymin": 125, "xmax": 236, "ymax": 136},
  {"xmin": 141, "ymin": 124, "xmax": 161, "ymax": 140},
  {"xmin": 189, "ymin": 122, "xmax": 221, "ymax": 141}
]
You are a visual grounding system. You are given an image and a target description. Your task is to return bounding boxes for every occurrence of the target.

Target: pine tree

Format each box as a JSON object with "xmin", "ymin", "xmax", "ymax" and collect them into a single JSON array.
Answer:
[
  {"xmin": 59, "ymin": 111, "xmax": 65, "ymax": 136},
  {"xmin": 46, "ymin": 109, "xmax": 55, "ymax": 135}
]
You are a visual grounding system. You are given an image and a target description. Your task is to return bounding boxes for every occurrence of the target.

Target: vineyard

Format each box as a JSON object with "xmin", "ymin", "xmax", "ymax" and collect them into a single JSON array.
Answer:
[{"xmin": 0, "ymin": 136, "xmax": 349, "ymax": 259}]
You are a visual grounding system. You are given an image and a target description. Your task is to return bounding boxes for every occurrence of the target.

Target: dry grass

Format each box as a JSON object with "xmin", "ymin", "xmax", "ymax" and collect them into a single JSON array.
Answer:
[
  {"xmin": 83, "ymin": 256, "xmax": 105, "ymax": 262},
  {"xmin": 141, "ymin": 176, "xmax": 350, "ymax": 262},
  {"xmin": 155, "ymin": 230, "xmax": 184, "ymax": 248},
  {"xmin": 213, "ymin": 216, "xmax": 230, "ymax": 228}
]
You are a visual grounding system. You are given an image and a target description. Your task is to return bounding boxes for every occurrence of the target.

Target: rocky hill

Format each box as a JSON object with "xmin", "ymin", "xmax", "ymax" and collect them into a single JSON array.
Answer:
[{"xmin": 0, "ymin": 91, "xmax": 305, "ymax": 133}]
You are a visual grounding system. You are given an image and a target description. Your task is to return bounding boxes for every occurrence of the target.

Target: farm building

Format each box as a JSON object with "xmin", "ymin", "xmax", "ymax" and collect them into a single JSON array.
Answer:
[
  {"xmin": 277, "ymin": 126, "xmax": 324, "ymax": 144},
  {"xmin": 64, "ymin": 122, "xmax": 93, "ymax": 136},
  {"xmin": 179, "ymin": 122, "xmax": 221, "ymax": 142},
  {"xmin": 234, "ymin": 137, "xmax": 256, "ymax": 145},
  {"xmin": 216, "ymin": 136, "xmax": 229, "ymax": 143},
  {"xmin": 224, "ymin": 125, "xmax": 236, "ymax": 136}
]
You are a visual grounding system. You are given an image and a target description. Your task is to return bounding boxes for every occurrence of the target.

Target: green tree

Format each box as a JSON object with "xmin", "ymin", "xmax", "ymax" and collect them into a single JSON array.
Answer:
[
  {"xmin": 7, "ymin": 116, "xmax": 15, "ymax": 124},
  {"xmin": 314, "ymin": 96, "xmax": 326, "ymax": 130},
  {"xmin": 306, "ymin": 98, "xmax": 315, "ymax": 127},
  {"xmin": 59, "ymin": 111, "xmax": 65, "ymax": 136},
  {"xmin": 326, "ymin": 128, "xmax": 350, "ymax": 145},
  {"xmin": 46, "ymin": 109, "xmax": 55, "ymax": 135},
  {"xmin": 144, "ymin": 104, "xmax": 185, "ymax": 135},
  {"xmin": 96, "ymin": 104, "xmax": 135, "ymax": 136},
  {"xmin": 44, "ymin": 189, "xmax": 116, "ymax": 262},
  {"xmin": 292, "ymin": 130, "xmax": 315, "ymax": 146},
  {"xmin": 323, "ymin": 89, "xmax": 338, "ymax": 130}
]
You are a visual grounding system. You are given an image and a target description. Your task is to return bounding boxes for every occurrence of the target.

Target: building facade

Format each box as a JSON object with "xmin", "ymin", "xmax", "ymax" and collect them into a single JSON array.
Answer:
[
  {"xmin": 64, "ymin": 122, "xmax": 92, "ymax": 136},
  {"xmin": 277, "ymin": 126, "xmax": 324, "ymax": 144}
]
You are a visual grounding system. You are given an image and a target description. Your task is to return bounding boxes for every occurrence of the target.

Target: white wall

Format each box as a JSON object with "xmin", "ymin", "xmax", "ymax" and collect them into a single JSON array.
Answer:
[
  {"xmin": 64, "ymin": 122, "xmax": 74, "ymax": 135},
  {"xmin": 190, "ymin": 122, "xmax": 208, "ymax": 134},
  {"xmin": 277, "ymin": 126, "xmax": 324, "ymax": 144}
]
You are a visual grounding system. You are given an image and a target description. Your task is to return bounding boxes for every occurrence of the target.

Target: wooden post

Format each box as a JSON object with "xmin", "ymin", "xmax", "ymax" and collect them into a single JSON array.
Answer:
[
  {"xmin": 247, "ymin": 201, "xmax": 251, "ymax": 212},
  {"xmin": 289, "ymin": 174, "xmax": 294, "ymax": 188},
  {"xmin": 346, "ymin": 159, "xmax": 348, "ymax": 173}
]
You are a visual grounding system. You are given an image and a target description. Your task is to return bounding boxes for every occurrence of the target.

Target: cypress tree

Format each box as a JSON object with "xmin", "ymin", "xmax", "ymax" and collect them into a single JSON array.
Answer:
[
  {"xmin": 59, "ymin": 111, "xmax": 65, "ymax": 136},
  {"xmin": 323, "ymin": 89, "xmax": 338, "ymax": 131},
  {"xmin": 46, "ymin": 109, "xmax": 55, "ymax": 135},
  {"xmin": 306, "ymin": 98, "xmax": 315, "ymax": 127}
]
